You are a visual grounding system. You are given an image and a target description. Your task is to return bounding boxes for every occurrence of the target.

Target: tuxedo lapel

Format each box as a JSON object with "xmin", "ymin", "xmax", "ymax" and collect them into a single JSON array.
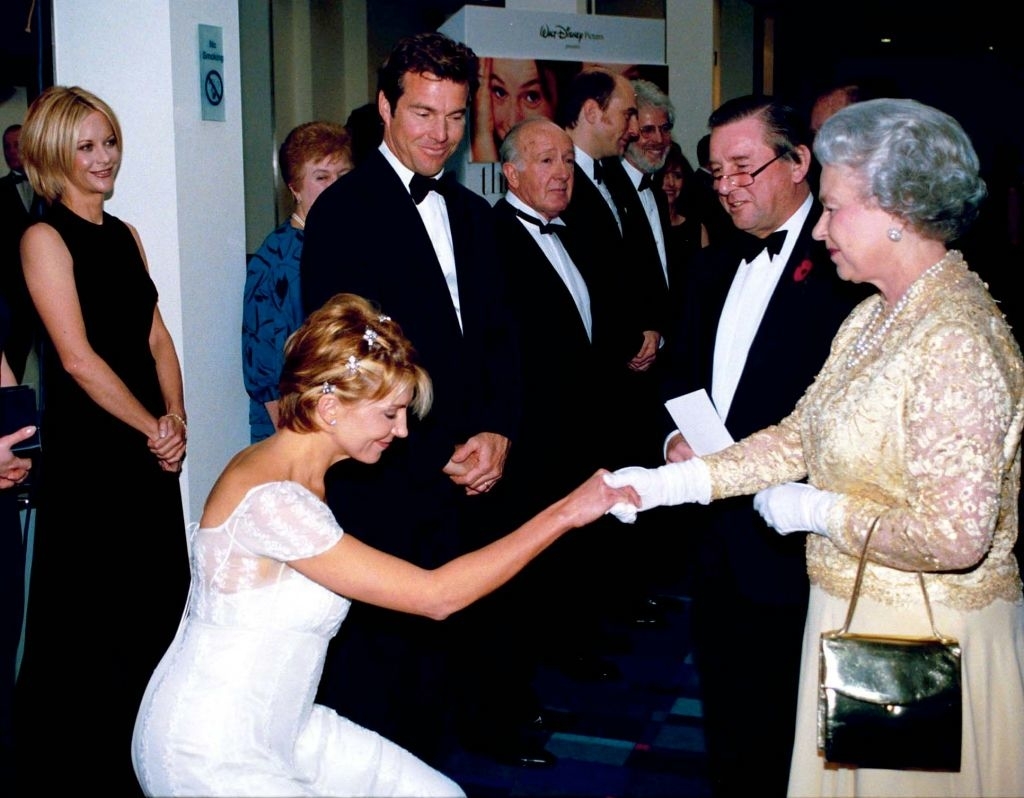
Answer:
[
  {"xmin": 653, "ymin": 185, "xmax": 671, "ymax": 234},
  {"xmin": 368, "ymin": 153, "xmax": 465, "ymax": 339},
  {"xmin": 564, "ymin": 163, "xmax": 621, "ymax": 237},
  {"xmin": 494, "ymin": 198, "xmax": 590, "ymax": 344}
]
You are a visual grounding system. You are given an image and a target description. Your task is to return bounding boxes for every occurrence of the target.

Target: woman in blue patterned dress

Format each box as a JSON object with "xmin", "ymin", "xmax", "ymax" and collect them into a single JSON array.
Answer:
[{"xmin": 243, "ymin": 122, "xmax": 352, "ymax": 442}]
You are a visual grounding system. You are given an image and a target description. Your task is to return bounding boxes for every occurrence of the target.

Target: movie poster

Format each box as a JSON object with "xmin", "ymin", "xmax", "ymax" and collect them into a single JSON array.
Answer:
[{"xmin": 470, "ymin": 58, "xmax": 669, "ymax": 163}]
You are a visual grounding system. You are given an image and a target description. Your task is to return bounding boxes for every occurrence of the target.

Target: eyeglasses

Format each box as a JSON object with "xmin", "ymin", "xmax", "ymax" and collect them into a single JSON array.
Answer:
[
  {"xmin": 638, "ymin": 121, "xmax": 673, "ymax": 138},
  {"xmin": 711, "ymin": 151, "xmax": 789, "ymax": 189}
]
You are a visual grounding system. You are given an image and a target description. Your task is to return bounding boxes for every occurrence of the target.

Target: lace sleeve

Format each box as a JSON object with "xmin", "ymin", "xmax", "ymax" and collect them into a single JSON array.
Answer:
[
  {"xmin": 234, "ymin": 482, "xmax": 343, "ymax": 561},
  {"xmin": 830, "ymin": 320, "xmax": 1018, "ymax": 571},
  {"xmin": 705, "ymin": 409, "xmax": 808, "ymax": 499}
]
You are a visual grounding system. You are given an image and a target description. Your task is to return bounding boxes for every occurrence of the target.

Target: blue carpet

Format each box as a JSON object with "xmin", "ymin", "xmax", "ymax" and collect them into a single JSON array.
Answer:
[{"xmin": 436, "ymin": 594, "xmax": 711, "ymax": 797}]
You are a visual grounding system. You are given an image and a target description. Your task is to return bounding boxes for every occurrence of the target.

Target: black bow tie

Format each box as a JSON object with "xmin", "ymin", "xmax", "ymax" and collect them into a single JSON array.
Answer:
[
  {"xmin": 638, "ymin": 173, "xmax": 655, "ymax": 192},
  {"xmin": 738, "ymin": 230, "xmax": 787, "ymax": 262},
  {"xmin": 10, "ymin": 171, "xmax": 27, "ymax": 184},
  {"xmin": 516, "ymin": 209, "xmax": 564, "ymax": 235},
  {"xmin": 592, "ymin": 160, "xmax": 605, "ymax": 185},
  {"xmin": 409, "ymin": 172, "xmax": 446, "ymax": 205}
]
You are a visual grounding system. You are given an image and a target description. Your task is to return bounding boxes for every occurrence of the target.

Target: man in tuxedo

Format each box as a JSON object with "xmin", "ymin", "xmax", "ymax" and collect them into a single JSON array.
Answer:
[
  {"xmin": 492, "ymin": 117, "xmax": 627, "ymax": 688},
  {"xmin": 660, "ymin": 95, "xmax": 868, "ymax": 797},
  {"xmin": 494, "ymin": 118, "xmax": 596, "ymax": 509},
  {"xmin": 598, "ymin": 79, "xmax": 686, "ymax": 619},
  {"xmin": 299, "ymin": 32, "xmax": 536, "ymax": 766},
  {"xmin": 0, "ymin": 124, "xmax": 41, "ymax": 382},
  {"xmin": 558, "ymin": 69, "xmax": 667, "ymax": 469},
  {"xmin": 551, "ymin": 67, "xmax": 674, "ymax": 653},
  {"xmin": 606, "ymin": 79, "xmax": 673, "ymax": 324}
]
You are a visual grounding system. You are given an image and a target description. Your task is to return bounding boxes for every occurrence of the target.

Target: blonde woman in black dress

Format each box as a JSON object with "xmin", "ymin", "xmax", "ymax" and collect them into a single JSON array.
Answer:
[{"xmin": 17, "ymin": 85, "xmax": 189, "ymax": 794}]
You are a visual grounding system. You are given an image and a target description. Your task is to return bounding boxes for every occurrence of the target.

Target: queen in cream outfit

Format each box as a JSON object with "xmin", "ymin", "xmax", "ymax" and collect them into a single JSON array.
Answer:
[{"xmin": 607, "ymin": 98, "xmax": 1024, "ymax": 798}]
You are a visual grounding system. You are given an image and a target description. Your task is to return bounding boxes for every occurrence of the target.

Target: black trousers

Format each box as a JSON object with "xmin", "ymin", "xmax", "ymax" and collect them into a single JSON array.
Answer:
[{"xmin": 691, "ymin": 577, "xmax": 808, "ymax": 798}]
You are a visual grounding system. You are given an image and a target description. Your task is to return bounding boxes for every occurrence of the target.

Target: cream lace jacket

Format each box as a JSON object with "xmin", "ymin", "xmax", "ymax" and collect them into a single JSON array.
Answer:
[{"xmin": 704, "ymin": 251, "xmax": 1024, "ymax": 611}]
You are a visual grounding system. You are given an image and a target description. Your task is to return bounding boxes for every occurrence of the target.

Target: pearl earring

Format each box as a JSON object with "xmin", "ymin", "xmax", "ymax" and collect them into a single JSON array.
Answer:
[
  {"xmin": 329, "ymin": 419, "xmax": 337, "ymax": 426},
  {"xmin": 887, "ymin": 227, "xmax": 902, "ymax": 242}
]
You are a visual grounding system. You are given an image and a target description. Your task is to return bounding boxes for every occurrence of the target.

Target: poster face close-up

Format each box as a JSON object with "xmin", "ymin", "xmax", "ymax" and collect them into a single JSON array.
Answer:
[{"xmin": 470, "ymin": 57, "xmax": 669, "ymax": 163}]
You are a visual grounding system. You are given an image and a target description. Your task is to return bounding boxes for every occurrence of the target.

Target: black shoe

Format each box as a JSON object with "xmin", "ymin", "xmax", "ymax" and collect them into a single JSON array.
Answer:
[
  {"xmin": 525, "ymin": 706, "xmax": 577, "ymax": 733},
  {"xmin": 463, "ymin": 733, "xmax": 557, "ymax": 767},
  {"xmin": 647, "ymin": 594, "xmax": 685, "ymax": 611},
  {"xmin": 553, "ymin": 653, "xmax": 622, "ymax": 682},
  {"xmin": 630, "ymin": 606, "xmax": 669, "ymax": 628},
  {"xmin": 616, "ymin": 598, "xmax": 669, "ymax": 628}
]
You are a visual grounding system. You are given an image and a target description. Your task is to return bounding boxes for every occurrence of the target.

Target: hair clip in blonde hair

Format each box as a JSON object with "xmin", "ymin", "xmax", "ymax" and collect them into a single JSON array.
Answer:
[
  {"xmin": 345, "ymin": 355, "xmax": 360, "ymax": 374},
  {"xmin": 321, "ymin": 381, "xmax": 335, "ymax": 394},
  {"xmin": 378, "ymin": 314, "xmax": 391, "ymax": 323},
  {"xmin": 363, "ymin": 328, "xmax": 379, "ymax": 348}
]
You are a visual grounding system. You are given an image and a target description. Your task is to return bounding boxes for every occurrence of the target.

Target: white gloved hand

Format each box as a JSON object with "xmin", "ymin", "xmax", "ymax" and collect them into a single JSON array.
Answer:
[
  {"xmin": 605, "ymin": 500, "xmax": 640, "ymax": 524},
  {"xmin": 602, "ymin": 459, "xmax": 712, "ymax": 521},
  {"xmin": 752, "ymin": 482, "xmax": 839, "ymax": 536}
]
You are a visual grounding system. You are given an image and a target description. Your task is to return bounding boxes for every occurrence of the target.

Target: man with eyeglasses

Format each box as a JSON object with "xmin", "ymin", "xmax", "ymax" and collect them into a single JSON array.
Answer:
[{"xmin": 658, "ymin": 95, "xmax": 868, "ymax": 798}]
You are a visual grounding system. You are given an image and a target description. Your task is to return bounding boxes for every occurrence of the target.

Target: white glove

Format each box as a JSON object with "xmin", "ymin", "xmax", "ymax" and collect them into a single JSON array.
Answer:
[
  {"xmin": 752, "ymin": 482, "xmax": 839, "ymax": 536},
  {"xmin": 603, "ymin": 459, "xmax": 712, "ymax": 523},
  {"xmin": 605, "ymin": 499, "xmax": 640, "ymax": 524}
]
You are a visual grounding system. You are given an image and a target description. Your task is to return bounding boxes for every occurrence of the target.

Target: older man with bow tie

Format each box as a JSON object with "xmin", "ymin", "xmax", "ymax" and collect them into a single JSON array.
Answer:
[{"xmin": 492, "ymin": 116, "xmax": 635, "ymax": 694}]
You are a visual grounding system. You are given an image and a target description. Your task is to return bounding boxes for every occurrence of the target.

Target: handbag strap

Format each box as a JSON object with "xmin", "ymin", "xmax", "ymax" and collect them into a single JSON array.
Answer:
[{"xmin": 839, "ymin": 516, "xmax": 944, "ymax": 639}]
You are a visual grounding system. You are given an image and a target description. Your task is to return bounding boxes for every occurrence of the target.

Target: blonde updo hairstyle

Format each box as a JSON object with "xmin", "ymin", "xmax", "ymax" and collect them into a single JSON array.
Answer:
[
  {"xmin": 20, "ymin": 85, "xmax": 123, "ymax": 204},
  {"xmin": 277, "ymin": 293, "xmax": 432, "ymax": 433}
]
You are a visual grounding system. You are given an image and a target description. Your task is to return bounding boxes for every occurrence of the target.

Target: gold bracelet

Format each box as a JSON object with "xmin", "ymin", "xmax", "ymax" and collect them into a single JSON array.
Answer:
[{"xmin": 165, "ymin": 413, "xmax": 187, "ymax": 431}]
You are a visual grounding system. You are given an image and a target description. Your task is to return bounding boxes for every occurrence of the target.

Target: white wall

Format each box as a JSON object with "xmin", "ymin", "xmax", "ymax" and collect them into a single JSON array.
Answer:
[
  {"xmin": 52, "ymin": 0, "xmax": 249, "ymax": 521},
  {"xmin": 666, "ymin": 0, "xmax": 715, "ymax": 161},
  {"xmin": 0, "ymin": 88, "xmax": 29, "ymax": 138},
  {"xmin": 719, "ymin": 0, "xmax": 754, "ymax": 105}
]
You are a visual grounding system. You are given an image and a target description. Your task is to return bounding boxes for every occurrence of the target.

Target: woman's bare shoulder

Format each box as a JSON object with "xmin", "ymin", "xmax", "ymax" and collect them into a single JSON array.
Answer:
[
  {"xmin": 20, "ymin": 221, "xmax": 64, "ymax": 253},
  {"xmin": 200, "ymin": 444, "xmax": 283, "ymax": 527}
]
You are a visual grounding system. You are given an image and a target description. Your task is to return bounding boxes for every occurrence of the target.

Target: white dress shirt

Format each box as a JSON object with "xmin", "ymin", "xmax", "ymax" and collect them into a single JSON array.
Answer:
[
  {"xmin": 622, "ymin": 158, "xmax": 668, "ymax": 287},
  {"xmin": 505, "ymin": 193, "xmax": 592, "ymax": 341},
  {"xmin": 379, "ymin": 142, "xmax": 462, "ymax": 331},
  {"xmin": 711, "ymin": 194, "xmax": 813, "ymax": 421},
  {"xmin": 573, "ymin": 146, "xmax": 622, "ymax": 233}
]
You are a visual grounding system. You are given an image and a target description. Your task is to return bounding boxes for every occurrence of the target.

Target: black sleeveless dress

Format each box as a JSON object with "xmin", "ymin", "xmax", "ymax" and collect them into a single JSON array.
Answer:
[{"xmin": 16, "ymin": 202, "xmax": 189, "ymax": 794}]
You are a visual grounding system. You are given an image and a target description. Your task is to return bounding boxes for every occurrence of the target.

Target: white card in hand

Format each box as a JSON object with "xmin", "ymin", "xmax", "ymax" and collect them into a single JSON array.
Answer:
[{"xmin": 664, "ymin": 389, "xmax": 735, "ymax": 456}]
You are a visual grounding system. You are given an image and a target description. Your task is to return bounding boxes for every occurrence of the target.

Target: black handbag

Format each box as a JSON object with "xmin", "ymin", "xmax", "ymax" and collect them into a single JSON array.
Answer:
[{"xmin": 817, "ymin": 518, "xmax": 962, "ymax": 771}]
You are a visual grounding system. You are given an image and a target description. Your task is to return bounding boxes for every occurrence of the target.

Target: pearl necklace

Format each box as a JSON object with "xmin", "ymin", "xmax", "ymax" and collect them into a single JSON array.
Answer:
[
  {"xmin": 846, "ymin": 259, "xmax": 945, "ymax": 370},
  {"xmin": 290, "ymin": 212, "xmax": 305, "ymax": 229}
]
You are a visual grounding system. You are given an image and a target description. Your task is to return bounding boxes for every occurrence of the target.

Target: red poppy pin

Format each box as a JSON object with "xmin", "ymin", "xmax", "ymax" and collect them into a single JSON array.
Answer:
[{"xmin": 793, "ymin": 258, "xmax": 813, "ymax": 282}]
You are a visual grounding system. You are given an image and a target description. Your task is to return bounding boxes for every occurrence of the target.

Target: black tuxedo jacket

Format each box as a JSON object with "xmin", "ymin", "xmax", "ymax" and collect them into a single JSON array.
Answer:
[
  {"xmin": 661, "ymin": 201, "xmax": 870, "ymax": 604},
  {"xmin": 492, "ymin": 198, "xmax": 605, "ymax": 513},
  {"xmin": 600, "ymin": 156, "xmax": 671, "ymax": 337},
  {"xmin": 559, "ymin": 162, "xmax": 646, "ymax": 369},
  {"xmin": 300, "ymin": 150, "xmax": 520, "ymax": 562}
]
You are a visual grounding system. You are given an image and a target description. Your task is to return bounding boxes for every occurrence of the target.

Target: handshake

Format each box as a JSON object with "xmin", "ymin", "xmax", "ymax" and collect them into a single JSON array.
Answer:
[{"xmin": 603, "ymin": 460, "xmax": 837, "ymax": 537}]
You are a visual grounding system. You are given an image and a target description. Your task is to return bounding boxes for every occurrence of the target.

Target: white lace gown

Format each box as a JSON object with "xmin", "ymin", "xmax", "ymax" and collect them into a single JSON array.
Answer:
[{"xmin": 131, "ymin": 481, "xmax": 465, "ymax": 798}]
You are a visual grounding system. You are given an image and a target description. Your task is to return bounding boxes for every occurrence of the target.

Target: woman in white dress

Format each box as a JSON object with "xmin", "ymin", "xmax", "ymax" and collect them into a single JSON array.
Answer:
[
  {"xmin": 606, "ymin": 98, "xmax": 1024, "ymax": 797},
  {"xmin": 132, "ymin": 292, "xmax": 637, "ymax": 797}
]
